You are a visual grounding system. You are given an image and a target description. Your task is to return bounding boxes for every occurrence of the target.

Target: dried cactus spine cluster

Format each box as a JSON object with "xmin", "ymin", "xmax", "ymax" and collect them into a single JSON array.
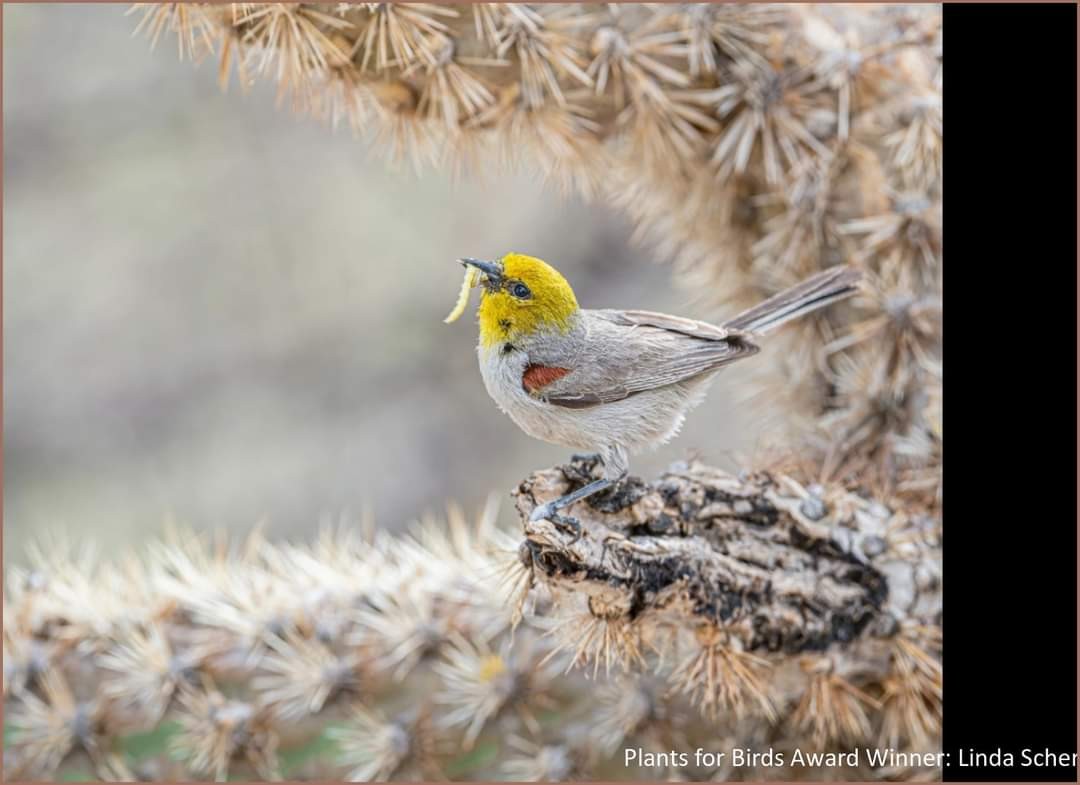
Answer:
[
  {"xmin": 5, "ymin": 459, "xmax": 941, "ymax": 781},
  {"xmin": 132, "ymin": 2, "xmax": 941, "ymax": 505}
]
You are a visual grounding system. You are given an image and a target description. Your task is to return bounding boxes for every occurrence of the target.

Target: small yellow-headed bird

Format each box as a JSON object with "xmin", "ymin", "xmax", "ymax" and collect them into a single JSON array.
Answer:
[{"xmin": 451, "ymin": 253, "xmax": 860, "ymax": 533}]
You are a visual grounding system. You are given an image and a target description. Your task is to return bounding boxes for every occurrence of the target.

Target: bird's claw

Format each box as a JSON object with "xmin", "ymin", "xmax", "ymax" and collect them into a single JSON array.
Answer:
[
  {"xmin": 551, "ymin": 513, "xmax": 582, "ymax": 545},
  {"xmin": 529, "ymin": 503, "xmax": 582, "ymax": 545},
  {"xmin": 529, "ymin": 502, "xmax": 554, "ymax": 523}
]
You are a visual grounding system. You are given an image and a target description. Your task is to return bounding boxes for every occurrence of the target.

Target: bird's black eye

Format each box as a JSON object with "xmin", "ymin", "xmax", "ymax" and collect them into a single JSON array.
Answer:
[{"xmin": 511, "ymin": 282, "xmax": 531, "ymax": 299}]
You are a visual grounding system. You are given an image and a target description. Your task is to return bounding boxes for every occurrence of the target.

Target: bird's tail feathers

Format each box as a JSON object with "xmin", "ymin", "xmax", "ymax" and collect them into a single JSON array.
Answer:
[{"xmin": 723, "ymin": 267, "xmax": 862, "ymax": 335}]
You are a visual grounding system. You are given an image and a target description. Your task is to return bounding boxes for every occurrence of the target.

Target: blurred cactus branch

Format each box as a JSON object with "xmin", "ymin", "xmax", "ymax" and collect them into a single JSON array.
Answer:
[
  {"xmin": 5, "ymin": 458, "xmax": 941, "ymax": 781},
  {"xmin": 136, "ymin": 2, "xmax": 942, "ymax": 501}
]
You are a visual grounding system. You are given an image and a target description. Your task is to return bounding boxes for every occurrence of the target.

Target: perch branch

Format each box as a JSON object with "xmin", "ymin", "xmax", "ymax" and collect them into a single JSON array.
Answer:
[{"xmin": 515, "ymin": 456, "xmax": 940, "ymax": 684}]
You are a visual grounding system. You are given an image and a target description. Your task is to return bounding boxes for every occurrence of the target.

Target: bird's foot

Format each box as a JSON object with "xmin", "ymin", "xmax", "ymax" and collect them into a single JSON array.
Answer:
[
  {"xmin": 529, "ymin": 501, "xmax": 553, "ymax": 523},
  {"xmin": 529, "ymin": 503, "xmax": 582, "ymax": 545},
  {"xmin": 551, "ymin": 513, "xmax": 582, "ymax": 545}
]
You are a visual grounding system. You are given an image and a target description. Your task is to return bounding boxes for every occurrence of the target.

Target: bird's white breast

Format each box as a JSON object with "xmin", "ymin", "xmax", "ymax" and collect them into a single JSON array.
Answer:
[{"xmin": 477, "ymin": 343, "xmax": 593, "ymax": 450}]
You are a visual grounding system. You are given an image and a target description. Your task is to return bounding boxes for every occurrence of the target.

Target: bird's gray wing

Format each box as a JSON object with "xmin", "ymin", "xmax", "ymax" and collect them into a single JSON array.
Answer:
[
  {"xmin": 607, "ymin": 309, "xmax": 739, "ymax": 341},
  {"xmin": 533, "ymin": 309, "xmax": 760, "ymax": 408}
]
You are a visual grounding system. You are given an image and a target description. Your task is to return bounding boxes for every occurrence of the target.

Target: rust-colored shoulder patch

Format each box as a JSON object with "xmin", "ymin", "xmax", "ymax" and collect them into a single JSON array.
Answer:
[{"xmin": 522, "ymin": 364, "xmax": 572, "ymax": 394}]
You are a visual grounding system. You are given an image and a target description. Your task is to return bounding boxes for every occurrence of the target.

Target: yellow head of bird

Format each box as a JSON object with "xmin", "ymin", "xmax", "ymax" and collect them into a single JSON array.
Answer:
[{"xmin": 461, "ymin": 253, "xmax": 579, "ymax": 348}]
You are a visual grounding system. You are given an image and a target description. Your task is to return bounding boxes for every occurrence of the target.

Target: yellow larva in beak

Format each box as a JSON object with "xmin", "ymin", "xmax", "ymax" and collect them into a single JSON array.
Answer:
[{"xmin": 444, "ymin": 265, "xmax": 480, "ymax": 324}]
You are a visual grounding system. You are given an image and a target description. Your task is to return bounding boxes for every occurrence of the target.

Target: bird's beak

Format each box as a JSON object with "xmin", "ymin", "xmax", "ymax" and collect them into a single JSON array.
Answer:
[{"xmin": 460, "ymin": 258, "xmax": 503, "ymax": 290}]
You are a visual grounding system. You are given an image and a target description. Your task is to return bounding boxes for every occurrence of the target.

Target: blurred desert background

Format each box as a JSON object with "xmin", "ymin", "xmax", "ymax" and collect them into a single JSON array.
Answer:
[{"xmin": 3, "ymin": 4, "xmax": 780, "ymax": 563}]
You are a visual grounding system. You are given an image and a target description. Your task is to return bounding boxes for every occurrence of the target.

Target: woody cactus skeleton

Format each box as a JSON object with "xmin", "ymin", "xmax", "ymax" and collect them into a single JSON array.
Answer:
[{"xmin": 4, "ymin": 3, "xmax": 942, "ymax": 781}]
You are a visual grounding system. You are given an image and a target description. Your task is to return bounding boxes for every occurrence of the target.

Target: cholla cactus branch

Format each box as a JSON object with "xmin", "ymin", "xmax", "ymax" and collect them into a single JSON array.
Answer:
[
  {"xmin": 134, "ymin": 3, "xmax": 942, "ymax": 500},
  {"xmin": 5, "ymin": 457, "xmax": 941, "ymax": 781},
  {"xmin": 516, "ymin": 457, "xmax": 939, "ymax": 659}
]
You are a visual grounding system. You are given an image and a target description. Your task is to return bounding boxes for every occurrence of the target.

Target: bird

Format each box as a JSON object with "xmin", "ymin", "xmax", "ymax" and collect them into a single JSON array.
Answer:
[{"xmin": 450, "ymin": 252, "xmax": 861, "ymax": 536}]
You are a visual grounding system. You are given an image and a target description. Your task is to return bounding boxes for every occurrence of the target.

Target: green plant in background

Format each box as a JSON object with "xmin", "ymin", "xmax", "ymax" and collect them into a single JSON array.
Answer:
[{"xmin": 4, "ymin": 3, "xmax": 942, "ymax": 781}]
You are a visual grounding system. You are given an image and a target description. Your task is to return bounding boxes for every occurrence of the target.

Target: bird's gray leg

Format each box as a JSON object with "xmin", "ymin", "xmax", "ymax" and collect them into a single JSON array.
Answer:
[
  {"xmin": 530, "ymin": 446, "xmax": 629, "ymax": 542},
  {"xmin": 534, "ymin": 478, "xmax": 614, "ymax": 519}
]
